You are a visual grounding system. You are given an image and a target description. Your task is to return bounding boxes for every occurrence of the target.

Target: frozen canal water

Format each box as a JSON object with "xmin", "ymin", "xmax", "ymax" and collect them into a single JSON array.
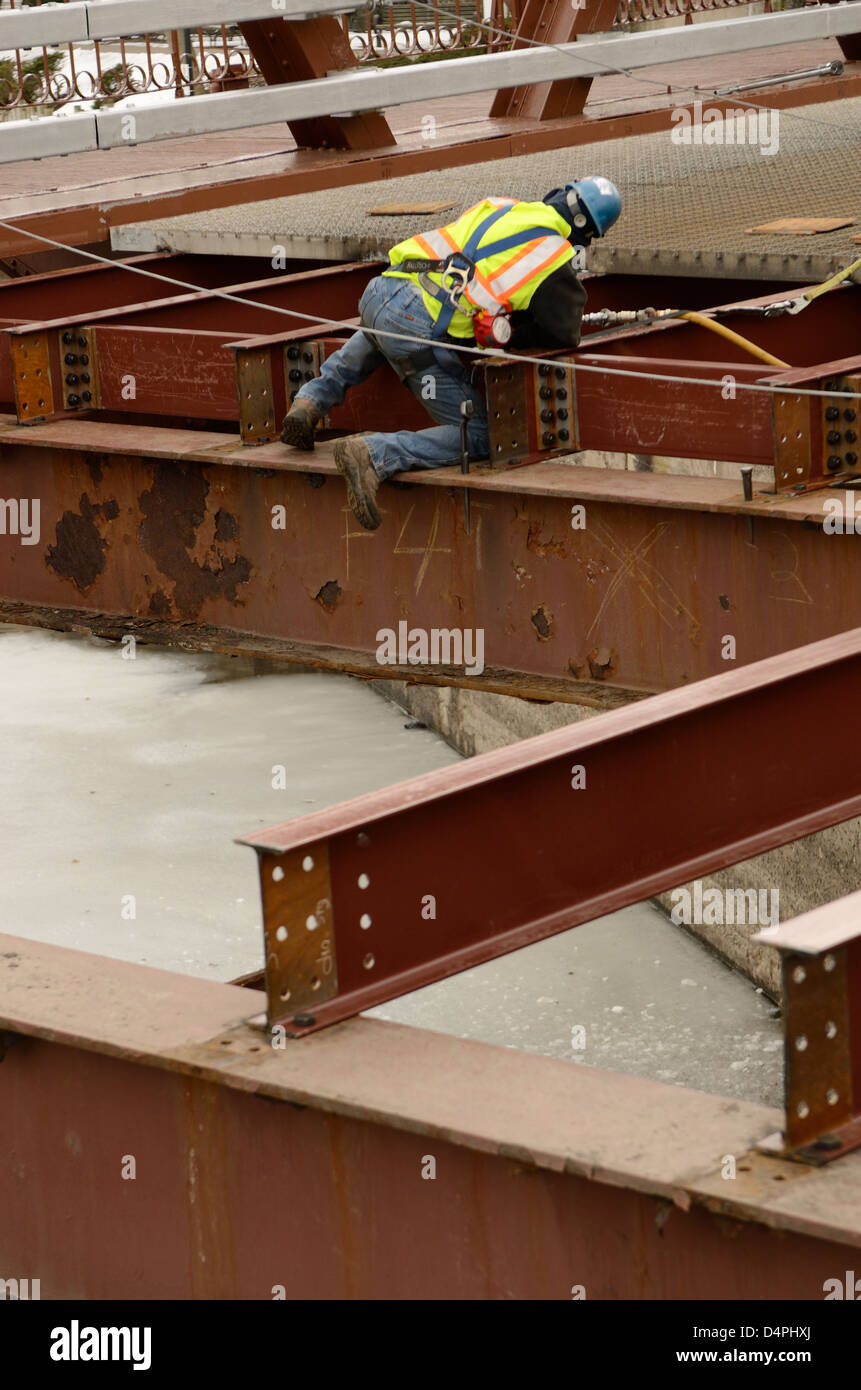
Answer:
[{"xmin": 0, "ymin": 624, "xmax": 783, "ymax": 1107}]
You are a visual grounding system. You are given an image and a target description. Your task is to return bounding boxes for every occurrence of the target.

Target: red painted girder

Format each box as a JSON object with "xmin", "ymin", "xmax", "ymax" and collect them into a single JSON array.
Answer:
[
  {"xmin": 1, "ymin": 947, "xmax": 855, "ymax": 1298},
  {"xmin": 572, "ymin": 354, "xmax": 772, "ymax": 465},
  {"xmin": 490, "ymin": 0, "xmax": 621, "ymax": 120},
  {"xmin": 240, "ymin": 627, "xmax": 861, "ymax": 1034},
  {"xmin": 239, "ymin": 17, "xmax": 394, "ymax": 151},
  {"xmin": 0, "ymin": 252, "xmax": 325, "ymax": 323},
  {"xmin": 581, "ymin": 285, "xmax": 861, "ymax": 371},
  {"xmin": 6, "ymin": 261, "xmax": 380, "ymax": 337}
]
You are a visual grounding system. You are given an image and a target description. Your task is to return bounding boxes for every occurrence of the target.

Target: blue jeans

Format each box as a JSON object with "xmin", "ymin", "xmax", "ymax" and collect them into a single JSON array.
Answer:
[{"xmin": 294, "ymin": 275, "xmax": 489, "ymax": 481}]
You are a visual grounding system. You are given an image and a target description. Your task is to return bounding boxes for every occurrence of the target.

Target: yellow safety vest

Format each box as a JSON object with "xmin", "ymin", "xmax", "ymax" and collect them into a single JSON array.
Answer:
[{"xmin": 384, "ymin": 198, "xmax": 575, "ymax": 340}]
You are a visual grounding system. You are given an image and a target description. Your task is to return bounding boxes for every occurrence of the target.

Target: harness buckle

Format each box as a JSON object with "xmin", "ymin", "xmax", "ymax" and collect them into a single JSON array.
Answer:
[{"xmin": 442, "ymin": 265, "xmax": 470, "ymax": 307}]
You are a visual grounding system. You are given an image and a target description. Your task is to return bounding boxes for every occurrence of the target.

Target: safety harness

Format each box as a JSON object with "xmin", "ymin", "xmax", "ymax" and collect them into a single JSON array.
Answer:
[{"xmin": 390, "ymin": 202, "xmax": 572, "ymax": 343}]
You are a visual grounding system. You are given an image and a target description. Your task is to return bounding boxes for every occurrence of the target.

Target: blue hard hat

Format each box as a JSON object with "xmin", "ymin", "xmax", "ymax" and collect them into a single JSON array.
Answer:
[{"xmin": 566, "ymin": 177, "xmax": 622, "ymax": 238}]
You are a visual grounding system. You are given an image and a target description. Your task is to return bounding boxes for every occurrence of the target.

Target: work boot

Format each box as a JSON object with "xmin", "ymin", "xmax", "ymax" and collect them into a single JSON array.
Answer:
[
  {"xmin": 281, "ymin": 398, "xmax": 322, "ymax": 451},
  {"xmin": 334, "ymin": 436, "xmax": 381, "ymax": 531}
]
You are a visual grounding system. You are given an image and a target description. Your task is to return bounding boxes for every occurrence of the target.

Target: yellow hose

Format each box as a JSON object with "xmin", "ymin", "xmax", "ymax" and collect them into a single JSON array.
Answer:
[{"xmin": 679, "ymin": 311, "xmax": 790, "ymax": 369}]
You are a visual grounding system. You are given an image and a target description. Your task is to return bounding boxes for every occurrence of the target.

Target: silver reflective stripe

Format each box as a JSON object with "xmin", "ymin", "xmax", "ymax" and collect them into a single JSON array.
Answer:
[
  {"xmin": 415, "ymin": 229, "xmax": 453, "ymax": 259},
  {"xmin": 464, "ymin": 277, "xmax": 502, "ymax": 314}
]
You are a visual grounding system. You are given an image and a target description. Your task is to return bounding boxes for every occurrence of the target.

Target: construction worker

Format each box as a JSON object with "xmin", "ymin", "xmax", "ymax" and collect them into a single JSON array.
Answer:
[{"xmin": 281, "ymin": 177, "xmax": 622, "ymax": 530}]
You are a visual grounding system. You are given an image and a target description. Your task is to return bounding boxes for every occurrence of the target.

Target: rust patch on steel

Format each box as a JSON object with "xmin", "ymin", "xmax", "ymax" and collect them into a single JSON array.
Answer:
[
  {"xmin": 0, "ymin": 600, "xmax": 643, "ymax": 709},
  {"xmin": 148, "ymin": 589, "xmax": 171, "ymax": 617},
  {"xmin": 530, "ymin": 605, "xmax": 553, "ymax": 641},
  {"xmin": 315, "ymin": 579, "xmax": 342, "ymax": 613},
  {"xmin": 588, "ymin": 646, "xmax": 616, "ymax": 680},
  {"xmin": 214, "ymin": 509, "xmax": 239, "ymax": 543},
  {"xmin": 136, "ymin": 463, "xmax": 252, "ymax": 618},
  {"xmin": 45, "ymin": 493, "xmax": 119, "ymax": 591},
  {"xmin": 526, "ymin": 521, "xmax": 566, "ymax": 559}
]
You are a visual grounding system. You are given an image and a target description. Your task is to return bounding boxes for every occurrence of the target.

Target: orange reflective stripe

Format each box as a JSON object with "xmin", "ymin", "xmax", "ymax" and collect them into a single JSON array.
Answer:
[{"xmin": 492, "ymin": 238, "xmax": 570, "ymax": 299}]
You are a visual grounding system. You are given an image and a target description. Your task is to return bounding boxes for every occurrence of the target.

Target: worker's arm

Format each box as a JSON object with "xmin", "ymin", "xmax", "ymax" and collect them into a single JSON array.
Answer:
[{"xmin": 508, "ymin": 262, "xmax": 587, "ymax": 350}]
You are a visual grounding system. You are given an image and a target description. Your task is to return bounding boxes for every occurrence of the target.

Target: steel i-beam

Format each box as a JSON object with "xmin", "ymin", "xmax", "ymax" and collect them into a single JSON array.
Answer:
[{"xmin": 238, "ymin": 627, "xmax": 861, "ymax": 1036}]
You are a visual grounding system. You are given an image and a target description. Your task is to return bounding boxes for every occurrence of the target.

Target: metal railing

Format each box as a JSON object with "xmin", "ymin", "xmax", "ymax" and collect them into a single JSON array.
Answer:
[{"xmin": 0, "ymin": 0, "xmax": 774, "ymax": 113}]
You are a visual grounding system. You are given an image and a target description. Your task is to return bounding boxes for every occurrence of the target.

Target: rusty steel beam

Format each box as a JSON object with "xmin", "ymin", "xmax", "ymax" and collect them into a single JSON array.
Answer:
[
  {"xmin": 2, "ymin": 933, "xmax": 861, "ymax": 1298},
  {"xmin": 3, "ymin": 420, "xmax": 861, "ymax": 696},
  {"xmin": 239, "ymin": 15, "xmax": 395, "ymax": 150},
  {"xmin": 238, "ymin": 627, "xmax": 861, "ymax": 1035},
  {"xmin": 0, "ymin": 324, "xmax": 430, "ymax": 433},
  {"xmin": 580, "ymin": 285, "xmax": 861, "ymax": 369},
  {"xmin": 756, "ymin": 896, "xmax": 861, "ymax": 1164},
  {"xmin": 0, "ymin": 251, "xmax": 321, "ymax": 323},
  {"xmin": 490, "ymin": 0, "xmax": 621, "ymax": 121},
  {"xmin": 5, "ymin": 260, "xmax": 379, "ymax": 338},
  {"xmin": 232, "ymin": 332, "xmax": 429, "ymax": 443},
  {"xmin": 0, "ymin": 254, "xmax": 320, "ymax": 415}
]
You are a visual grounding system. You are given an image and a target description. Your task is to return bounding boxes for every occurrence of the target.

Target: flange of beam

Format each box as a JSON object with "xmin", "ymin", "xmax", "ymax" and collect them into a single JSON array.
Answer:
[
  {"xmin": 756, "ymin": 896, "xmax": 861, "ymax": 1163},
  {"xmin": 3, "ymin": 259, "xmax": 378, "ymax": 337},
  {"xmin": 238, "ymin": 626, "xmax": 861, "ymax": 1035}
]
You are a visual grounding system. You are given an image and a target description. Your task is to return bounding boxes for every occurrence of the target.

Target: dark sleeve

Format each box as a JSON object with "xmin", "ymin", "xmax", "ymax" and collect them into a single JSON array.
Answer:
[{"xmin": 508, "ymin": 263, "xmax": 587, "ymax": 351}]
